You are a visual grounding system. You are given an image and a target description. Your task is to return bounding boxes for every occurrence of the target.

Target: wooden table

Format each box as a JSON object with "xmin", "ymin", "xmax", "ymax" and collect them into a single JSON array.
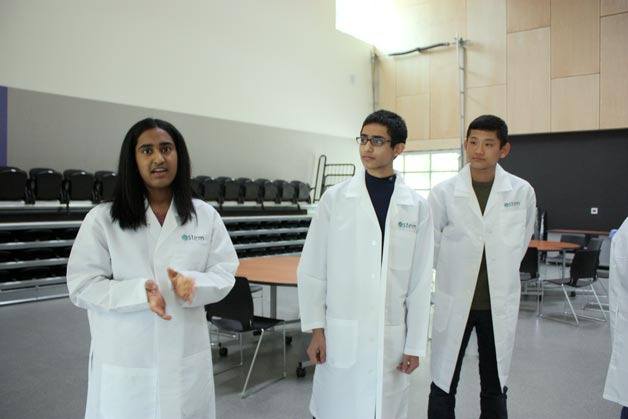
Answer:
[
  {"xmin": 529, "ymin": 240, "xmax": 581, "ymax": 252},
  {"xmin": 548, "ymin": 229, "xmax": 609, "ymax": 236},
  {"xmin": 548, "ymin": 229, "xmax": 609, "ymax": 246},
  {"xmin": 236, "ymin": 255, "xmax": 299, "ymax": 318}
]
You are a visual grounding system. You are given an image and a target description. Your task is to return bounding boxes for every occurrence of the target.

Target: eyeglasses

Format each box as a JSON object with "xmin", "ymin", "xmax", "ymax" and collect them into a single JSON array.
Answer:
[{"xmin": 355, "ymin": 135, "xmax": 392, "ymax": 147}]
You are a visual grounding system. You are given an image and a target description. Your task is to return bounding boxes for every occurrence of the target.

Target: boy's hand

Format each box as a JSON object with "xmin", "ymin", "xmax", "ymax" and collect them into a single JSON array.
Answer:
[
  {"xmin": 145, "ymin": 279, "xmax": 172, "ymax": 320},
  {"xmin": 167, "ymin": 268, "xmax": 196, "ymax": 303},
  {"xmin": 307, "ymin": 328, "xmax": 327, "ymax": 364},
  {"xmin": 397, "ymin": 354, "xmax": 419, "ymax": 374}
]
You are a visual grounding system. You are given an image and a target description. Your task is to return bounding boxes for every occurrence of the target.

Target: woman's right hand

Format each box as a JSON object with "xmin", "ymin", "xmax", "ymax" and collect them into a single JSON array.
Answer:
[{"xmin": 145, "ymin": 280, "xmax": 172, "ymax": 320}]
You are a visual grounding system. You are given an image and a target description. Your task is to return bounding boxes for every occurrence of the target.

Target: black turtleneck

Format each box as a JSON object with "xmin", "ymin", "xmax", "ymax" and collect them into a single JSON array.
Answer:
[{"xmin": 365, "ymin": 171, "xmax": 396, "ymax": 238}]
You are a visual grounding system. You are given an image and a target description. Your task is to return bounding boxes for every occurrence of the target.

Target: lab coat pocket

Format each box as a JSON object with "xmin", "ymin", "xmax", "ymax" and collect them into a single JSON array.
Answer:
[
  {"xmin": 432, "ymin": 292, "xmax": 453, "ymax": 333},
  {"xmin": 326, "ymin": 317, "xmax": 358, "ymax": 368},
  {"xmin": 100, "ymin": 364, "xmax": 157, "ymax": 419},
  {"xmin": 182, "ymin": 349, "xmax": 213, "ymax": 418},
  {"xmin": 500, "ymin": 209, "xmax": 526, "ymax": 248}
]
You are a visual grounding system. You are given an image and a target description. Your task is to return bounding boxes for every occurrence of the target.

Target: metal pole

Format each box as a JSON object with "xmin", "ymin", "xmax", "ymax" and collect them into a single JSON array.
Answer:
[
  {"xmin": 371, "ymin": 48, "xmax": 378, "ymax": 111},
  {"xmin": 456, "ymin": 37, "xmax": 467, "ymax": 170}
]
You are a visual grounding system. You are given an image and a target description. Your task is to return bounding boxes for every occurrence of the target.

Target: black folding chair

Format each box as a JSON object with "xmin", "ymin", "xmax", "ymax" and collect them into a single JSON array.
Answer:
[
  {"xmin": 63, "ymin": 169, "xmax": 95, "ymax": 201},
  {"xmin": 205, "ymin": 276, "xmax": 286, "ymax": 398},
  {"xmin": 29, "ymin": 168, "xmax": 63, "ymax": 201},
  {"xmin": 94, "ymin": 171, "xmax": 117, "ymax": 202},
  {"xmin": 546, "ymin": 234, "xmax": 586, "ymax": 265},
  {"xmin": 0, "ymin": 167, "xmax": 29, "ymax": 202},
  {"xmin": 519, "ymin": 247, "xmax": 541, "ymax": 311},
  {"xmin": 542, "ymin": 249, "xmax": 607, "ymax": 326}
]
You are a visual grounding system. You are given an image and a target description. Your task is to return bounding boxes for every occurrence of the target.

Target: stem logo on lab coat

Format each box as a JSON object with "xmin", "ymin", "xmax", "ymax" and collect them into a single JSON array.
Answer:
[
  {"xmin": 181, "ymin": 234, "xmax": 206, "ymax": 242},
  {"xmin": 398, "ymin": 221, "xmax": 417, "ymax": 232},
  {"xmin": 503, "ymin": 201, "xmax": 521, "ymax": 208}
]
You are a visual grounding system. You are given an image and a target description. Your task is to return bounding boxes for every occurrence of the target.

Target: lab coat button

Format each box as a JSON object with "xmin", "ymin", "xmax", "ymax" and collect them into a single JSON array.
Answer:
[{"xmin": 371, "ymin": 240, "xmax": 377, "ymax": 246}]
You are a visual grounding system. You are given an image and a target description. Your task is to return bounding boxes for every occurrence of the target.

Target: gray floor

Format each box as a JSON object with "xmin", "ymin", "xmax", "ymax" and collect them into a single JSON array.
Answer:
[{"xmin": 0, "ymin": 264, "xmax": 623, "ymax": 419}]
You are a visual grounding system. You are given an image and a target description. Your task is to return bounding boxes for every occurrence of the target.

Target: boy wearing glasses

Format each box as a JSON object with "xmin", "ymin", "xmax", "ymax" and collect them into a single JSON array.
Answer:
[{"xmin": 298, "ymin": 110, "xmax": 434, "ymax": 419}]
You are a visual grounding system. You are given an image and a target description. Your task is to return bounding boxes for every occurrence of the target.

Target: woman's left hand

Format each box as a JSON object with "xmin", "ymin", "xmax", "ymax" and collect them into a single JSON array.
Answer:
[{"xmin": 167, "ymin": 267, "xmax": 196, "ymax": 303}]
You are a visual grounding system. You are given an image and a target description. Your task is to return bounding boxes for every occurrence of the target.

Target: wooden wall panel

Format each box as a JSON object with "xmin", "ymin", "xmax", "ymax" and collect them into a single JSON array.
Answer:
[
  {"xmin": 601, "ymin": 0, "xmax": 628, "ymax": 16},
  {"xmin": 429, "ymin": 0, "xmax": 466, "ymax": 42},
  {"xmin": 551, "ymin": 0, "xmax": 600, "ymax": 78},
  {"xmin": 406, "ymin": 137, "xmax": 460, "ymax": 151},
  {"xmin": 466, "ymin": 85, "xmax": 507, "ymax": 127},
  {"xmin": 396, "ymin": 55, "xmax": 429, "ymax": 97},
  {"xmin": 467, "ymin": 0, "xmax": 507, "ymax": 87},
  {"xmin": 600, "ymin": 13, "xmax": 628, "ymax": 128},
  {"xmin": 507, "ymin": 0, "xmax": 550, "ymax": 33},
  {"xmin": 429, "ymin": 49, "xmax": 459, "ymax": 139},
  {"xmin": 376, "ymin": 52, "xmax": 397, "ymax": 112},
  {"xmin": 551, "ymin": 74, "xmax": 600, "ymax": 132},
  {"xmin": 396, "ymin": 2, "xmax": 431, "ymax": 51},
  {"xmin": 397, "ymin": 93, "xmax": 430, "ymax": 140},
  {"xmin": 507, "ymin": 28, "xmax": 551, "ymax": 134}
]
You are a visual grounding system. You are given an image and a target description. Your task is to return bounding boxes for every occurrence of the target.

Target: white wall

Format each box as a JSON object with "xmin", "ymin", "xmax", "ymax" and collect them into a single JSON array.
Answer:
[
  {"xmin": 0, "ymin": 0, "xmax": 373, "ymax": 138},
  {"xmin": 7, "ymin": 88, "xmax": 361, "ymax": 184}
]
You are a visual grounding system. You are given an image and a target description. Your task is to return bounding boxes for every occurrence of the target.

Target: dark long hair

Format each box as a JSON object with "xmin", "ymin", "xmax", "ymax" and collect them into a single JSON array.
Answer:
[{"xmin": 110, "ymin": 118, "xmax": 196, "ymax": 230}]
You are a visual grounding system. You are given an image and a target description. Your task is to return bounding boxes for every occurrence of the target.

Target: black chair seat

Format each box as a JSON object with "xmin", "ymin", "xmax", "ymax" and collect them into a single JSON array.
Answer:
[
  {"xmin": 210, "ymin": 317, "xmax": 245, "ymax": 333},
  {"xmin": 251, "ymin": 316, "xmax": 283, "ymax": 330}
]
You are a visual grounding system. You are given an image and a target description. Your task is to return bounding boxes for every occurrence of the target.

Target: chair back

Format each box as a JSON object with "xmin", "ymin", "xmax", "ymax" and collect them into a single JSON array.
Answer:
[
  {"xmin": 205, "ymin": 276, "xmax": 254, "ymax": 331},
  {"xmin": 63, "ymin": 169, "xmax": 94, "ymax": 201},
  {"xmin": 519, "ymin": 247, "xmax": 539, "ymax": 279},
  {"xmin": 569, "ymin": 249, "xmax": 600, "ymax": 285},
  {"xmin": 586, "ymin": 237, "xmax": 604, "ymax": 251},
  {"xmin": 560, "ymin": 234, "xmax": 586, "ymax": 247},
  {"xmin": 0, "ymin": 167, "xmax": 28, "ymax": 201},
  {"xmin": 29, "ymin": 168, "xmax": 63, "ymax": 201},
  {"xmin": 94, "ymin": 171, "xmax": 117, "ymax": 202},
  {"xmin": 191, "ymin": 176, "xmax": 211, "ymax": 198}
]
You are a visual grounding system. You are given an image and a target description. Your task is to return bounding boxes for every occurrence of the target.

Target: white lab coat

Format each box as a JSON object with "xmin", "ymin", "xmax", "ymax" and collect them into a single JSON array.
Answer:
[
  {"xmin": 66, "ymin": 199, "xmax": 237, "ymax": 419},
  {"xmin": 603, "ymin": 217, "xmax": 628, "ymax": 407},
  {"xmin": 428, "ymin": 164, "xmax": 536, "ymax": 393},
  {"xmin": 298, "ymin": 170, "xmax": 434, "ymax": 419}
]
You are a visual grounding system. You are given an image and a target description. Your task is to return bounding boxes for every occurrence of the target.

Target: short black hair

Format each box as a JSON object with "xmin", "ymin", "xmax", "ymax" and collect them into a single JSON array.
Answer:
[
  {"xmin": 110, "ymin": 118, "xmax": 196, "ymax": 230},
  {"xmin": 466, "ymin": 114, "xmax": 508, "ymax": 147},
  {"xmin": 361, "ymin": 109, "xmax": 408, "ymax": 147}
]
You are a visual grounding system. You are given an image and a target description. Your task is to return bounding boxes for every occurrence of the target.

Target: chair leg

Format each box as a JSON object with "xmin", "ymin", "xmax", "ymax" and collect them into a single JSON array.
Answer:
[
  {"xmin": 590, "ymin": 284, "xmax": 608, "ymax": 321},
  {"xmin": 282, "ymin": 323, "xmax": 287, "ymax": 378},
  {"xmin": 239, "ymin": 333, "xmax": 244, "ymax": 367},
  {"xmin": 538, "ymin": 277, "xmax": 544, "ymax": 316},
  {"xmin": 562, "ymin": 285, "xmax": 579, "ymax": 326},
  {"xmin": 242, "ymin": 328, "xmax": 266, "ymax": 398},
  {"xmin": 597, "ymin": 277, "xmax": 608, "ymax": 295}
]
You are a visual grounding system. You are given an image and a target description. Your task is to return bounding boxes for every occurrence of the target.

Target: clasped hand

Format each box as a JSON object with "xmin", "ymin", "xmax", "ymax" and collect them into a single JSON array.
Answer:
[{"xmin": 145, "ymin": 268, "xmax": 196, "ymax": 320}]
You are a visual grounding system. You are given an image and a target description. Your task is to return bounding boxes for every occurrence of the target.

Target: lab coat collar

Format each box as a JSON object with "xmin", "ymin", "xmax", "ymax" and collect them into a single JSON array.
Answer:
[
  {"xmin": 454, "ymin": 163, "xmax": 512, "ymax": 197},
  {"xmin": 145, "ymin": 198, "xmax": 181, "ymax": 250},
  {"xmin": 345, "ymin": 169, "xmax": 414, "ymax": 206}
]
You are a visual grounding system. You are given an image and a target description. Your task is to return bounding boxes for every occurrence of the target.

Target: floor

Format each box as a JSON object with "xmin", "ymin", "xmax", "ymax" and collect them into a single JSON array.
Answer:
[{"xmin": 0, "ymin": 263, "xmax": 623, "ymax": 419}]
